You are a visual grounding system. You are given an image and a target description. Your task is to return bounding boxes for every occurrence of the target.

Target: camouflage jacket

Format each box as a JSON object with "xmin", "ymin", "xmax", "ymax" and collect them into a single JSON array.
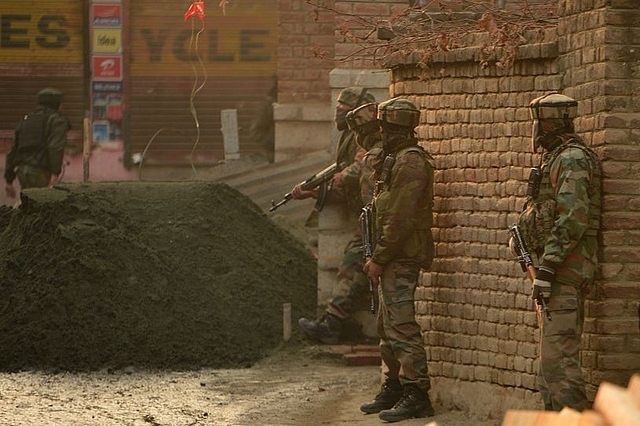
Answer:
[
  {"xmin": 361, "ymin": 143, "xmax": 383, "ymax": 207},
  {"xmin": 371, "ymin": 139, "xmax": 435, "ymax": 269},
  {"xmin": 4, "ymin": 106, "xmax": 70, "ymax": 183},
  {"xmin": 517, "ymin": 137, "xmax": 602, "ymax": 287},
  {"xmin": 331, "ymin": 129, "xmax": 364, "ymax": 215}
]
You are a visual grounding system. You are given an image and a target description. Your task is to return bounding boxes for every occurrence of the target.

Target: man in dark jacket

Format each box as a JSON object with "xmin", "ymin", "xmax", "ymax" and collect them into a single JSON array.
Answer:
[{"xmin": 4, "ymin": 88, "xmax": 70, "ymax": 198}]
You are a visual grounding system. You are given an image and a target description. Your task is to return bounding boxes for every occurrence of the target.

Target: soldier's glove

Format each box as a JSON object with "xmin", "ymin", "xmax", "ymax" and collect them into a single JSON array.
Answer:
[{"xmin": 532, "ymin": 266, "xmax": 554, "ymax": 303}]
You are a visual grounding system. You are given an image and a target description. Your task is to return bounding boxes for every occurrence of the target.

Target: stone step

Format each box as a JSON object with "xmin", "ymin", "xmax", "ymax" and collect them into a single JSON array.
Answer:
[
  {"xmin": 209, "ymin": 150, "xmax": 332, "ymax": 224},
  {"xmin": 213, "ymin": 151, "xmax": 332, "ymax": 188}
]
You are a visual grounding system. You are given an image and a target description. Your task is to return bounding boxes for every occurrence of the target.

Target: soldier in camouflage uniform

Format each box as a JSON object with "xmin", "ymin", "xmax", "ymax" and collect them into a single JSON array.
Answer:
[
  {"xmin": 516, "ymin": 93, "xmax": 602, "ymax": 411},
  {"xmin": 360, "ymin": 98, "xmax": 435, "ymax": 422},
  {"xmin": 4, "ymin": 88, "xmax": 70, "ymax": 199},
  {"xmin": 295, "ymin": 87, "xmax": 376, "ymax": 344}
]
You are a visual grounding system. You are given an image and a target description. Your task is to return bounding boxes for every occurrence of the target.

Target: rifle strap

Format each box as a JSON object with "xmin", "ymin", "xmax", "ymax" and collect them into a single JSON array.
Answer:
[{"xmin": 375, "ymin": 154, "xmax": 396, "ymax": 195}]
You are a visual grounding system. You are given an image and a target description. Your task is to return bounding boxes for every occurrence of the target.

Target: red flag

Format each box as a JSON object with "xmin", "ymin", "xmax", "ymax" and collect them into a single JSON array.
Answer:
[{"xmin": 184, "ymin": 2, "xmax": 206, "ymax": 21}]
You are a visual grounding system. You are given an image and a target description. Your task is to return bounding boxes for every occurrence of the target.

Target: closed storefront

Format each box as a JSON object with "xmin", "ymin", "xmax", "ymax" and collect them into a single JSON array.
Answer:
[
  {"xmin": 0, "ymin": 0, "xmax": 86, "ymax": 146},
  {"xmin": 126, "ymin": 0, "xmax": 278, "ymax": 165},
  {"xmin": 1, "ymin": 0, "xmax": 278, "ymax": 168}
]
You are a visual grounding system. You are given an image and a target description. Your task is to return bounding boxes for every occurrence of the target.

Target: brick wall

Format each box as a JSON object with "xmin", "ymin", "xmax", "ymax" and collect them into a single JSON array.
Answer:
[
  {"xmin": 558, "ymin": 0, "xmax": 640, "ymax": 397},
  {"xmin": 274, "ymin": 0, "xmax": 337, "ymax": 159},
  {"xmin": 274, "ymin": 0, "xmax": 403, "ymax": 160},
  {"xmin": 333, "ymin": 0, "xmax": 407, "ymax": 69},
  {"xmin": 277, "ymin": 0, "xmax": 335, "ymax": 104},
  {"xmin": 382, "ymin": 0, "xmax": 640, "ymax": 417},
  {"xmin": 275, "ymin": 0, "xmax": 639, "ymax": 417},
  {"xmin": 387, "ymin": 28, "xmax": 559, "ymax": 414}
]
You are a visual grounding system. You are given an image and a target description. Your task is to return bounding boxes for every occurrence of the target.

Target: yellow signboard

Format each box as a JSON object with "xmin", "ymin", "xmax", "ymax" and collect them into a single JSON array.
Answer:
[
  {"xmin": 93, "ymin": 29, "xmax": 122, "ymax": 53},
  {"xmin": 130, "ymin": 7, "xmax": 278, "ymax": 77},
  {"xmin": 0, "ymin": 1, "xmax": 83, "ymax": 63}
]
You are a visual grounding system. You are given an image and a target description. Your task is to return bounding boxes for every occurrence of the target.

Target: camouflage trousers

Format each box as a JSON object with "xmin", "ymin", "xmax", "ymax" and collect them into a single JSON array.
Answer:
[
  {"xmin": 326, "ymin": 235, "xmax": 368, "ymax": 319},
  {"xmin": 376, "ymin": 260, "xmax": 430, "ymax": 392},
  {"xmin": 16, "ymin": 165, "xmax": 50, "ymax": 189},
  {"xmin": 537, "ymin": 282, "xmax": 588, "ymax": 411}
]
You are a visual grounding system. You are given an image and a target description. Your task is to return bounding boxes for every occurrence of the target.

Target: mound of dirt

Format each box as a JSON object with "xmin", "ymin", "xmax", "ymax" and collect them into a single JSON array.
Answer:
[{"xmin": 0, "ymin": 182, "xmax": 317, "ymax": 372}]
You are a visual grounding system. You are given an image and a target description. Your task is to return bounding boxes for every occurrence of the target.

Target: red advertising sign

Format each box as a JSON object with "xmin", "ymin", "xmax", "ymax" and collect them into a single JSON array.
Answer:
[
  {"xmin": 92, "ymin": 4, "xmax": 122, "ymax": 27},
  {"xmin": 92, "ymin": 55, "xmax": 122, "ymax": 81}
]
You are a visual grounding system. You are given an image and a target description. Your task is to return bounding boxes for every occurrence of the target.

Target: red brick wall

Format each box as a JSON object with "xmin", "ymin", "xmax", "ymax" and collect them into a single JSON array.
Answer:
[
  {"xmin": 558, "ymin": 0, "xmax": 640, "ymax": 396},
  {"xmin": 277, "ymin": 0, "xmax": 336, "ymax": 104},
  {"xmin": 276, "ymin": 0, "xmax": 405, "ymax": 104},
  {"xmin": 275, "ymin": 0, "xmax": 640, "ymax": 416},
  {"xmin": 383, "ymin": 0, "xmax": 640, "ymax": 411},
  {"xmin": 333, "ymin": 0, "xmax": 407, "ymax": 69}
]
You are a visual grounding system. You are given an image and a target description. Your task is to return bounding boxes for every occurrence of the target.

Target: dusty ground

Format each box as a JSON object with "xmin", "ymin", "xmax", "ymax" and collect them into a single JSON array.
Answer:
[
  {"xmin": 0, "ymin": 342, "xmax": 501, "ymax": 426},
  {"xmin": 0, "ymin": 182, "xmax": 500, "ymax": 426}
]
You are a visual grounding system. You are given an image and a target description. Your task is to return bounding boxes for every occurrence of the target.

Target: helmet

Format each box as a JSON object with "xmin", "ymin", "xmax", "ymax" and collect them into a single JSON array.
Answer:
[
  {"xmin": 377, "ymin": 97, "xmax": 420, "ymax": 129},
  {"xmin": 529, "ymin": 93, "xmax": 577, "ymax": 120},
  {"xmin": 346, "ymin": 102, "xmax": 378, "ymax": 133},
  {"xmin": 346, "ymin": 102, "xmax": 380, "ymax": 150},
  {"xmin": 337, "ymin": 87, "xmax": 376, "ymax": 109},
  {"xmin": 529, "ymin": 93, "xmax": 577, "ymax": 151},
  {"xmin": 37, "ymin": 88, "xmax": 63, "ymax": 110}
]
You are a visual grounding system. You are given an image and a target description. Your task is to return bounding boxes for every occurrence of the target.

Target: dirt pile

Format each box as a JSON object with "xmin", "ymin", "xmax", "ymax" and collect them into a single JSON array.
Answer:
[{"xmin": 0, "ymin": 182, "xmax": 317, "ymax": 371}]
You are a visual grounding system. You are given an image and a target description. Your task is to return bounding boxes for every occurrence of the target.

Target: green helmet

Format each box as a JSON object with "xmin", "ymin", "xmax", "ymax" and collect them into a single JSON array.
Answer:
[
  {"xmin": 346, "ymin": 102, "xmax": 378, "ymax": 132},
  {"xmin": 337, "ymin": 87, "xmax": 376, "ymax": 109},
  {"xmin": 377, "ymin": 97, "xmax": 420, "ymax": 129},
  {"xmin": 346, "ymin": 102, "xmax": 380, "ymax": 150},
  {"xmin": 37, "ymin": 88, "xmax": 64, "ymax": 110},
  {"xmin": 529, "ymin": 93, "xmax": 577, "ymax": 120},
  {"xmin": 529, "ymin": 93, "xmax": 577, "ymax": 151}
]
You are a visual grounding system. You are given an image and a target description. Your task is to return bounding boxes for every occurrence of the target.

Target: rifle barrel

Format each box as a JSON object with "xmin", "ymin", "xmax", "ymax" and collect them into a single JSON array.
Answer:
[{"xmin": 269, "ymin": 193, "xmax": 292, "ymax": 212}]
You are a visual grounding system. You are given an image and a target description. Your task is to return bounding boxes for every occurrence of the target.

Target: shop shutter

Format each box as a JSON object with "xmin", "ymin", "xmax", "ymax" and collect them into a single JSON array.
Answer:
[
  {"xmin": 126, "ymin": 0, "xmax": 278, "ymax": 166},
  {"xmin": 0, "ymin": 0, "xmax": 85, "ymax": 147}
]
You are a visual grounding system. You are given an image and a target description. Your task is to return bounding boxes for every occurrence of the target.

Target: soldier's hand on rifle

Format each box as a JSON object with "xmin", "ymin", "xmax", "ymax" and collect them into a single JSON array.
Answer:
[
  {"xmin": 354, "ymin": 147, "xmax": 367, "ymax": 163},
  {"xmin": 291, "ymin": 183, "xmax": 317, "ymax": 200},
  {"xmin": 331, "ymin": 172, "xmax": 344, "ymax": 189},
  {"xmin": 364, "ymin": 258, "xmax": 383, "ymax": 285},
  {"xmin": 531, "ymin": 267, "xmax": 554, "ymax": 303}
]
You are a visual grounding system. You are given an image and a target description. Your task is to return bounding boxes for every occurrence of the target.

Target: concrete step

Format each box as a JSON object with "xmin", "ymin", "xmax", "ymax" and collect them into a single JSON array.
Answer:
[
  {"xmin": 208, "ymin": 150, "xmax": 333, "ymax": 224},
  {"xmin": 211, "ymin": 151, "xmax": 332, "ymax": 188}
]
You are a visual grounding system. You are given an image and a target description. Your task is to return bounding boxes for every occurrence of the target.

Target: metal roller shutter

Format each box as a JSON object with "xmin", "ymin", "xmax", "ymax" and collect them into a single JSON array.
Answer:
[
  {"xmin": 0, "ymin": 0, "xmax": 86, "ymax": 148},
  {"xmin": 126, "ymin": 0, "xmax": 278, "ymax": 166}
]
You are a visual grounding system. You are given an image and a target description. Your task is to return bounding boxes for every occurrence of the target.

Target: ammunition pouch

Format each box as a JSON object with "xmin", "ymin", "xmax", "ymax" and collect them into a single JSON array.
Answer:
[{"xmin": 519, "ymin": 199, "xmax": 556, "ymax": 252}]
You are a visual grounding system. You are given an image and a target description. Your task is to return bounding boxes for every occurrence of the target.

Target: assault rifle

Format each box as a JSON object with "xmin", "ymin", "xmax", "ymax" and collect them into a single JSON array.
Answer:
[
  {"xmin": 269, "ymin": 163, "xmax": 338, "ymax": 212},
  {"xmin": 360, "ymin": 205, "xmax": 378, "ymax": 314},
  {"xmin": 508, "ymin": 224, "xmax": 552, "ymax": 321}
]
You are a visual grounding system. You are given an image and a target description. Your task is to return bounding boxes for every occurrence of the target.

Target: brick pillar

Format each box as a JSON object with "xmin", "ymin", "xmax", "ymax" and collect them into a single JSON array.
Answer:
[
  {"xmin": 274, "ymin": 0, "xmax": 335, "ymax": 160},
  {"xmin": 557, "ymin": 0, "xmax": 640, "ymax": 399}
]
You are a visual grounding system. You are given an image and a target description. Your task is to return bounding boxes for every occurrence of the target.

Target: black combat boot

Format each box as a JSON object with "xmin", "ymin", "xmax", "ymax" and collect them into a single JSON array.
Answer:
[
  {"xmin": 378, "ymin": 384, "xmax": 435, "ymax": 422},
  {"xmin": 359, "ymin": 378, "xmax": 403, "ymax": 414},
  {"xmin": 297, "ymin": 314, "xmax": 342, "ymax": 344}
]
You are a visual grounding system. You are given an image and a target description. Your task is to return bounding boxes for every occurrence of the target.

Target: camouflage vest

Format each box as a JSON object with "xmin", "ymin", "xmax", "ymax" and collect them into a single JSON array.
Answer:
[
  {"xmin": 518, "ymin": 139, "xmax": 601, "ymax": 261},
  {"xmin": 374, "ymin": 145, "xmax": 435, "ymax": 269}
]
